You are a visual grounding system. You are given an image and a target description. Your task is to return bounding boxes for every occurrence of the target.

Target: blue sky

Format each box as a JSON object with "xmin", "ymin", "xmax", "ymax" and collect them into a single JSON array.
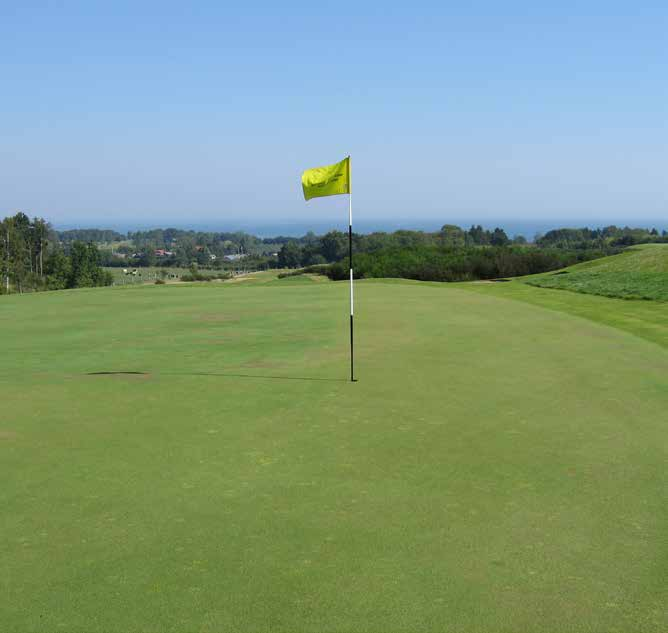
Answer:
[{"xmin": 1, "ymin": 1, "xmax": 667, "ymax": 230}]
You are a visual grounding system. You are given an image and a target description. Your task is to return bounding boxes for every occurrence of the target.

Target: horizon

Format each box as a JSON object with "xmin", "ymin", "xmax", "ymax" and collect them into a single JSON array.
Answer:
[{"xmin": 51, "ymin": 218, "xmax": 668, "ymax": 240}]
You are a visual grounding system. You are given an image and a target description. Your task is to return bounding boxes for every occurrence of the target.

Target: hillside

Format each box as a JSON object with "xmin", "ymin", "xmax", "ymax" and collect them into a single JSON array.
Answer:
[
  {"xmin": 2, "ymin": 280, "xmax": 668, "ymax": 632},
  {"xmin": 568, "ymin": 243, "xmax": 668, "ymax": 273},
  {"xmin": 524, "ymin": 243, "xmax": 668, "ymax": 300}
]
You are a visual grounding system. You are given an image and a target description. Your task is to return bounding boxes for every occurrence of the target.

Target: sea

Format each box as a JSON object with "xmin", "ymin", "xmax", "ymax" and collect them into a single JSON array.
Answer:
[{"xmin": 54, "ymin": 219, "xmax": 668, "ymax": 240}]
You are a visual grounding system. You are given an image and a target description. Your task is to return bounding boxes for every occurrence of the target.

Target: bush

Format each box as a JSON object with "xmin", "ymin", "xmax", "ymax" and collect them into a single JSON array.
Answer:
[
  {"xmin": 180, "ymin": 272, "xmax": 232, "ymax": 282},
  {"xmin": 325, "ymin": 246, "xmax": 609, "ymax": 283},
  {"xmin": 277, "ymin": 264, "xmax": 331, "ymax": 279}
]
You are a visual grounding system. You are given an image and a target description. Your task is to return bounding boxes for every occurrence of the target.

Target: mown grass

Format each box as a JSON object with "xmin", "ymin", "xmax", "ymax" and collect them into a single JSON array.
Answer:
[
  {"xmin": 1, "ymin": 280, "xmax": 667, "ymax": 632},
  {"xmin": 461, "ymin": 277, "xmax": 668, "ymax": 349},
  {"xmin": 525, "ymin": 244, "xmax": 668, "ymax": 301}
]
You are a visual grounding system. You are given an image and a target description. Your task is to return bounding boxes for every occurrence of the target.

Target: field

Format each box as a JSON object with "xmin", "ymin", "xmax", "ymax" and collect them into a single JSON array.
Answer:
[
  {"xmin": 104, "ymin": 266, "xmax": 193, "ymax": 284},
  {"xmin": 2, "ymin": 277, "xmax": 668, "ymax": 632},
  {"xmin": 105, "ymin": 267, "xmax": 267, "ymax": 285},
  {"xmin": 525, "ymin": 244, "xmax": 668, "ymax": 300}
]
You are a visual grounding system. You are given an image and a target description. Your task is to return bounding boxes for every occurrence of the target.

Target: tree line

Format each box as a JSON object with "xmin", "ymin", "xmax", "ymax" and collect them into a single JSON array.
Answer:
[
  {"xmin": 1, "ymin": 213, "xmax": 112, "ymax": 294},
  {"xmin": 536, "ymin": 226, "xmax": 667, "ymax": 249},
  {"xmin": 326, "ymin": 245, "xmax": 608, "ymax": 282},
  {"xmin": 52, "ymin": 222, "xmax": 668, "ymax": 275},
  {"xmin": 4, "ymin": 214, "xmax": 665, "ymax": 293},
  {"xmin": 277, "ymin": 225, "xmax": 520, "ymax": 268},
  {"xmin": 276, "ymin": 224, "xmax": 629, "ymax": 283}
]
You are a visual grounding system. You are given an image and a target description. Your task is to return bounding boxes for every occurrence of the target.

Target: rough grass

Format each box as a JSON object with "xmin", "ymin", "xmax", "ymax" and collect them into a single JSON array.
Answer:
[
  {"xmin": 525, "ymin": 244, "xmax": 668, "ymax": 300},
  {"xmin": 1, "ymin": 280, "xmax": 667, "ymax": 632},
  {"xmin": 525, "ymin": 271, "xmax": 668, "ymax": 301},
  {"xmin": 569, "ymin": 243, "xmax": 668, "ymax": 273}
]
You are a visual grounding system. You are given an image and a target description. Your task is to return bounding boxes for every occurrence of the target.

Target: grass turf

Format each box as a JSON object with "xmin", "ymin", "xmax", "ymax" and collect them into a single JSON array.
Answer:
[
  {"xmin": 525, "ymin": 244, "xmax": 668, "ymax": 301},
  {"xmin": 1, "ymin": 279, "xmax": 668, "ymax": 632}
]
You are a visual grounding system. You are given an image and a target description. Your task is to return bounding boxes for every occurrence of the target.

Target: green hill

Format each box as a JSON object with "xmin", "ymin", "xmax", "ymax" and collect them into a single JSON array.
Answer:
[
  {"xmin": 2, "ymin": 280, "xmax": 668, "ymax": 632},
  {"xmin": 568, "ymin": 243, "xmax": 668, "ymax": 273},
  {"xmin": 525, "ymin": 243, "xmax": 668, "ymax": 300}
]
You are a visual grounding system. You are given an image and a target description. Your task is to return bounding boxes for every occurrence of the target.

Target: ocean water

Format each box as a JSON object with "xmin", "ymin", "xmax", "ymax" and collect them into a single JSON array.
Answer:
[{"xmin": 55, "ymin": 219, "xmax": 668, "ymax": 240}]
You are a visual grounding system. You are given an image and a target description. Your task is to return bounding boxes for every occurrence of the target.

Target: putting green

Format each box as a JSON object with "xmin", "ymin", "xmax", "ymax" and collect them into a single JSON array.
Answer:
[{"xmin": 1, "ymin": 280, "xmax": 667, "ymax": 632}]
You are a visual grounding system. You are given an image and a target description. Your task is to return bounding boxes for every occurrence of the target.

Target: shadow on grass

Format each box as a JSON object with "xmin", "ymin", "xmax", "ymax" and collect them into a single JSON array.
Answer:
[
  {"xmin": 86, "ymin": 371, "xmax": 347, "ymax": 382},
  {"xmin": 178, "ymin": 372, "xmax": 348, "ymax": 382},
  {"xmin": 87, "ymin": 371, "xmax": 149, "ymax": 375}
]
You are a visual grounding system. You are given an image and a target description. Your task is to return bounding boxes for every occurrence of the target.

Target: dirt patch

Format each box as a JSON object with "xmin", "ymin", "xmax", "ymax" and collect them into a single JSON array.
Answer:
[{"xmin": 0, "ymin": 430, "xmax": 18, "ymax": 440}]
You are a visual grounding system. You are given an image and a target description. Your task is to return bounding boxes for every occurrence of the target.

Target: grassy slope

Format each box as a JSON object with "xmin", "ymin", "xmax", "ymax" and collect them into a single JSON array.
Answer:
[
  {"xmin": 525, "ymin": 244, "xmax": 668, "ymax": 300},
  {"xmin": 1, "ymin": 281, "xmax": 667, "ymax": 632},
  {"xmin": 461, "ymin": 278, "xmax": 668, "ymax": 350},
  {"xmin": 569, "ymin": 244, "xmax": 668, "ymax": 273}
]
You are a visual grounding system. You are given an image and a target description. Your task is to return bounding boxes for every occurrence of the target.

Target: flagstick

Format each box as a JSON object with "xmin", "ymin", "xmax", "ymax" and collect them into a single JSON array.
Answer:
[{"xmin": 349, "ymin": 185, "xmax": 355, "ymax": 382}]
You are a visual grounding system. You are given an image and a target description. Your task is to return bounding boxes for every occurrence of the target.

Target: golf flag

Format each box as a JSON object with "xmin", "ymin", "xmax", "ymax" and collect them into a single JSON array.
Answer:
[
  {"xmin": 300, "ymin": 155, "xmax": 356, "ymax": 381},
  {"xmin": 301, "ymin": 156, "xmax": 350, "ymax": 201}
]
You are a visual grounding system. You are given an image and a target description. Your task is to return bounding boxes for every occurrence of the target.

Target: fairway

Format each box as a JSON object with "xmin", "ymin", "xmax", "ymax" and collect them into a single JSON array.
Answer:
[{"xmin": 2, "ymin": 280, "xmax": 668, "ymax": 632}]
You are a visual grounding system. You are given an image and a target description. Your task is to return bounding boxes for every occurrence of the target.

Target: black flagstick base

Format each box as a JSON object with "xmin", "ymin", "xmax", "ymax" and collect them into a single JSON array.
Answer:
[
  {"xmin": 350, "ymin": 314, "xmax": 356, "ymax": 382},
  {"xmin": 349, "ymin": 220, "xmax": 356, "ymax": 383}
]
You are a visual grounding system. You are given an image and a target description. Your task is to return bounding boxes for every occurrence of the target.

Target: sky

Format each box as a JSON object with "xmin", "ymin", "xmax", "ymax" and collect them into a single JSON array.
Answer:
[{"xmin": 1, "ymin": 1, "xmax": 667, "ymax": 232}]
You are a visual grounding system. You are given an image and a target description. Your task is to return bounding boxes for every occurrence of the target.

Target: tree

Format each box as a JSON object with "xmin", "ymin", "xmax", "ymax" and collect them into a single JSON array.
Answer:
[
  {"xmin": 490, "ymin": 228, "xmax": 510, "ymax": 246},
  {"xmin": 68, "ymin": 242, "xmax": 112, "ymax": 288},
  {"xmin": 467, "ymin": 225, "xmax": 489, "ymax": 245},
  {"xmin": 0, "ymin": 218, "xmax": 10, "ymax": 293},
  {"xmin": 440, "ymin": 224, "xmax": 465, "ymax": 247},
  {"xmin": 278, "ymin": 241, "xmax": 302, "ymax": 268},
  {"xmin": 137, "ymin": 250, "xmax": 157, "ymax": 267},
  {"xmin": 320, "ymin": 231, "xmax": 348, "ymax": 262},
  {"xmin": 6, "ymin": 214, "xmax": 30, "ymax": 293},
  {"xmin": 44, "ymin": 249, "xmax": 71, "ymax": 289},
  {"xmin": 32, "ymin": 218, "xmax": 49, "ymax": 278}
]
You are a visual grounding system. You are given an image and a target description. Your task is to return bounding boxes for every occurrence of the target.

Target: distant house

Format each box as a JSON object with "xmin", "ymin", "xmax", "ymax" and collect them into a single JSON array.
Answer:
[
  {"xmin": 154, "ymin": 249, "xmax": 174, "ymax": 257},
  {"xmin": 223, "ymin": 253, "xmax": 247, "ymax": 262},
  {"xmin": 209, "ymin": 254, "xmax": 217, "ymax": 261}
]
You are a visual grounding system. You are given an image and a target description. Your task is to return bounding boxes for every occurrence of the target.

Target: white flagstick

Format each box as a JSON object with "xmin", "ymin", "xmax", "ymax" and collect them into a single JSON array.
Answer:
[{"xmin": 348, "ymin": 159, "xmax": 355, "ymax": 382}]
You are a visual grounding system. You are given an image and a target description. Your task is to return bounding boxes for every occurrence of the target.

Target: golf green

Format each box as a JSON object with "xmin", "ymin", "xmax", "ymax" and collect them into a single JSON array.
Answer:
[{"xmin": 1, "ymin": 279, "xmax": 667, "ymax": 632}]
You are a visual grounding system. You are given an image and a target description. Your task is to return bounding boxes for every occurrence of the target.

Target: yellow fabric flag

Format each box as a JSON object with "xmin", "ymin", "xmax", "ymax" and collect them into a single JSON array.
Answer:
[{"xmin": 301, "ymin": 156, "xmax": 350, "ymax": 201}]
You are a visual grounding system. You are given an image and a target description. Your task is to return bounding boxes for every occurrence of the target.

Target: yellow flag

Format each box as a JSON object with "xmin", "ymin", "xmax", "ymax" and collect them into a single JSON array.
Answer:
[{"xmin": 301, "ymin": 156, "xmax": 350, "ymax": 201}]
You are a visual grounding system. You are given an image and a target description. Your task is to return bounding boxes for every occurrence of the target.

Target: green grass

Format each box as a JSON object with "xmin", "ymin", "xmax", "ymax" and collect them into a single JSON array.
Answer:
[
  {"xmin": 525, "ymin": 244, "xmax": 668, "ymax": 300},
  {"xmin": 460, "ymin": 278, "xmax": 668, "ymax": 350},
  {"xmin": 569, "ymin": 244, "xmax": 668, "ymax": 273},
  {"xmin": 1, "ymin": 280, "xmax": 667, "ymax": 632}
]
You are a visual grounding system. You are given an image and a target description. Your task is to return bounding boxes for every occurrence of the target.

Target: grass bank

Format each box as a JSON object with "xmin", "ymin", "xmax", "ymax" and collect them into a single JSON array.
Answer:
[{"xmin": 525, "ymin": 244, "xmax": 668, "ymax": 301}]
